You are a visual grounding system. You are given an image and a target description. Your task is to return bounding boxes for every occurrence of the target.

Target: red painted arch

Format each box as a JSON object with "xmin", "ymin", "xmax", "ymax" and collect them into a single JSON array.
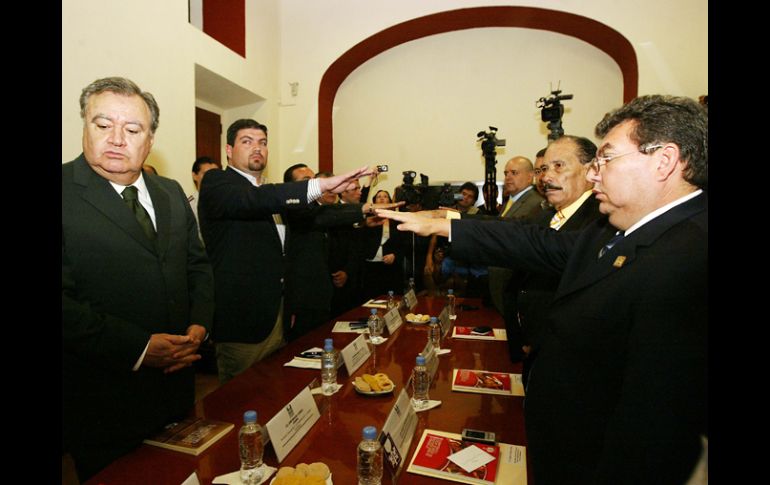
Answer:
[{"xmin": 318, "ymin": 6, "xmax": 637, "ymax": 172}]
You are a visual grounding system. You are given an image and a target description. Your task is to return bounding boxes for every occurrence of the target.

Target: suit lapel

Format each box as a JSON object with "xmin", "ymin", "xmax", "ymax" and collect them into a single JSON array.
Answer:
[
  {"xmin": 555, "ymin": 193, "xmax": 707, "ymax": 300},
  {"xmin": 227, "ymin": 168, "xmax": 284, "ymax": 250},
  {"xmin": 74, "ymin": 156, "xmax": 157, "ymax": 254},
  {"xmin": 506, "ymin": 187, "xmax": 534, "ymax": 218}
]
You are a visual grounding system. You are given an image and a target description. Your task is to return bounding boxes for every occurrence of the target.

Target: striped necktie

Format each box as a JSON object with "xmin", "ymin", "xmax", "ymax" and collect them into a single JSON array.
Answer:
[
  {"xmin": 598, "ymin": 231, "xmax": 625, "ymax": 259},
  {"xmin": 549, "ymin": 210, "xmax": 566, "ymax": 230}
]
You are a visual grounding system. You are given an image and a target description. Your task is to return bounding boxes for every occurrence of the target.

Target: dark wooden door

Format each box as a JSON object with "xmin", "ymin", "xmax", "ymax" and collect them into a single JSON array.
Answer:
[{"xmin": 196, "ymin": 107, "xmax": 222, "ymax": 165}]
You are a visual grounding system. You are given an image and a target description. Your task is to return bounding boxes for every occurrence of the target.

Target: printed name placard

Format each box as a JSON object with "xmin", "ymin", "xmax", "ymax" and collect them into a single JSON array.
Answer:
[
  {"xmin": 265, "ymin": 386, "xmax": 321, "ymax": 462},
  {"xmin": 404, "ymin": 289, "xmax": 418, "ymax": 310},
  {"xmin": 381, "ymin": 389, "xmax": 418, "ymax": 474},
  {"xmin": 438, "ymin": 307, "xmax": 451, "ymax": 339},
  {"xmin": 340, "ymin": 333, "xmax": 371, "ymax": 376},
  {"xmin": 383, "ymin": 306, "xmax": 404, "ymax": 335},
  {"xmin": 420, "ymin": 341, "xmax": 439, "ymax": 381}
]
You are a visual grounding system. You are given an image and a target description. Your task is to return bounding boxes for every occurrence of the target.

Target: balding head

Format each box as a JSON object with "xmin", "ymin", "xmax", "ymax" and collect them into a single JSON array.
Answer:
[{"xmin": 503, "ymin": 156, "xmax": 534, "ymax": 197}]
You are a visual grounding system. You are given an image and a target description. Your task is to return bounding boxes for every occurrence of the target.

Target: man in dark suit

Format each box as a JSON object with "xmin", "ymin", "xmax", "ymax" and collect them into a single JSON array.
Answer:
[
  {"xmin": 378, "ymin": 95, "xmax": 707, "ymax": 485},
  {"xmin": 198, "ymin": 120, "xmax": 372, "ymax": 383},
  {"xmin": 282, "ymin": 165, "xmax": 393, "ymax": 340},
  {"xmin": 62, "ymin": 77, "xmax": 215, "ymax": 481},
  {"xmin": 487, "ymin": 156, "xmax": 545, "ymax": 316},
  {"xmin": 516, "ymin": 135, "xmax": 603, "ymax": 373}
]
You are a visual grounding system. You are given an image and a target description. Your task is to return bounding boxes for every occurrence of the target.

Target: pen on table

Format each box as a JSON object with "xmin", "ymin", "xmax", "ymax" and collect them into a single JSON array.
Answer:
[{"xmin": 299, "ymin": 351, "xmax": 323, "ymax": 359}]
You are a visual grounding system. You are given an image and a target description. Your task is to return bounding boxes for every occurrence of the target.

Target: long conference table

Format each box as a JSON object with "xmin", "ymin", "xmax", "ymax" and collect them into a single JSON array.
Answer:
[{"xmin": 86, "ymin": 296, "xmax": 529, "ymax": 484}]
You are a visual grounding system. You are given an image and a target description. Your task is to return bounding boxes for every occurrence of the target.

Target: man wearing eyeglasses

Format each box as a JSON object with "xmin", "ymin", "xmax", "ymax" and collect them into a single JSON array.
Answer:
[{"xmin": 377, "ymin": 95, "xmax": 707, "ymax": 485}]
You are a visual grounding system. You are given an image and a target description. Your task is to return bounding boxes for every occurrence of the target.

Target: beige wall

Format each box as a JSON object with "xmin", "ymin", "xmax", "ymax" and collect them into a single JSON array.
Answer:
[
  {"xmin": 62, "ymin": 0, "xmax": 281, "ymax": 195},
  {"xmin": 63, "ymin": 0, "xmax": 707, "ymax": 195}
]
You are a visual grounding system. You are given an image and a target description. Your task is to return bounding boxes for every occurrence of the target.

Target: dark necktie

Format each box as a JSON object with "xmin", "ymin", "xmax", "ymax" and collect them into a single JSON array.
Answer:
[
  {"xmin": 598, "ymin": 231, "xmax": 624, "ymax": 259},
  {"xmin": 121, "ymin": 186, "xmax": 156, "ymax": 241}
]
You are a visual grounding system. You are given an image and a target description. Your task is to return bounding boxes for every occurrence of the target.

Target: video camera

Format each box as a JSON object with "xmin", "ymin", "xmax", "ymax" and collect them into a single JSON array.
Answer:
[
  {"xmin": 477, "ymin": 127, "xmax": 506, "ymax": 215},
  {"xmin": 536, "ymin": 87, "xmax": 573, "ymax": 141},
  {"xmin": 394, "ymin": 172, "xmax": 459, "ymax": 210}
]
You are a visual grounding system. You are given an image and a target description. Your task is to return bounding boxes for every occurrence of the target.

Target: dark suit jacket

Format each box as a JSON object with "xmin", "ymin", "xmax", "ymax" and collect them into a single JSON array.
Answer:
[
  {"xmin": 360, "ymin": 221, "xmax": 406, "ymax": 299},
  {"xmin": 451, "ymin": 193, "xmax": 707, "ymax": 485},
  {"xmin": 329, "ymin": 215, "xmax": 366, "ymax": 315},
  {"xmin": 517, "ymin": 194, "xmax": 602, "ymax": 351},
  {"xmin": 62, "ymin": 155, "xmax": 214, "ymax": 473},
  {"xmin": 284, "ymin": 202, "xmax": 364, "ymax": 321},
  {"xmin": 467, "ymin": 187, "xmax": 545, "ymax": 314},
  {"xmin": 198, "ymin": 167, "xmax": 309, "ymax": 343}
]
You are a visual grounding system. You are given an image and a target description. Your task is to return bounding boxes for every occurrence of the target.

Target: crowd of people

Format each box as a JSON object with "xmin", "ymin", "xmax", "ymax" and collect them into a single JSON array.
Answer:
[{"xmin": 63, "ymin": 76, "xmax": 707, "ymax": 484}]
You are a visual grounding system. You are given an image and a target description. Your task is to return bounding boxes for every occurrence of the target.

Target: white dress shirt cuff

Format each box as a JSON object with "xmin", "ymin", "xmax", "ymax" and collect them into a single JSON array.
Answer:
[
  {"xmin": 132, "ymin": 340, "xmax": 150, "ymax": 371},
  {"xmin": 306, "ymin": 178, "xmax": 322, "ymax": 203}
]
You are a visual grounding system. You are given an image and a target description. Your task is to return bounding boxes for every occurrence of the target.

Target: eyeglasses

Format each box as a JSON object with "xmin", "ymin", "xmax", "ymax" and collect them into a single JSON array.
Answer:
[
  {"xmin": 533, "ymin": 161, "xmax": 566, "ymax": 176},
  {"xmin": 589, "ymin": 145, "xmax": 663, "ymax": 173}
]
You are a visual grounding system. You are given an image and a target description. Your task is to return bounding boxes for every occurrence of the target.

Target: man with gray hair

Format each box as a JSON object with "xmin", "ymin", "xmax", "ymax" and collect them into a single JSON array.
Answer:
[{"xmin": 63, "ymin": 77, "xmax": 215, "ymax": 480}]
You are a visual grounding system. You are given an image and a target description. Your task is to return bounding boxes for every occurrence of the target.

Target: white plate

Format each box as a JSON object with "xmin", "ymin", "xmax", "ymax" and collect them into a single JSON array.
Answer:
[
  {"xmin": 270, "ymin": 473, "xmax": 333, "ymax": 485},
  {"xmin": 352, "ymin": 382, "xmax": 395, "ymax": 396},
  {"xmin": 406, "ymin": 316, "xmax": 431, "ymax": 324}
]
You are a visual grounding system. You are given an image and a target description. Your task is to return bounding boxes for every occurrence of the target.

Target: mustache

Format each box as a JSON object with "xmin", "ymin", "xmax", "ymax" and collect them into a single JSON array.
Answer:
[{"xmin": 543, "ymin": 182, "xmax": 562, "ymax": 191}]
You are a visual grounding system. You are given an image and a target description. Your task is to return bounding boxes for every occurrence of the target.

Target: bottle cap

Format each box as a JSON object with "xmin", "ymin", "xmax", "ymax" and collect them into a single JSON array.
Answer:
[
  {"xmin": 447, "ymin": 289, "xmax": 454, "ymax": 295},
  {"xmin": 370, "ymin": 308, "xmax": 377, "ymax": 314},
  {"xmin": 416, "ymin": 355, "xmax": 426, "ymax": 365},
  {"xmin": 244, "ymin": 410, "xmax": 257, "ymax": 423},
  {"xmin": 363, "ymin": 425, "xmax": 378, "ymax": 440},
  {"xmin": 430, "ymin": 316, "xmax": 438, "ymax": 323},
  {"xmin": 324, "ymin": 338, "xmax": 334, "ymax": 351}
]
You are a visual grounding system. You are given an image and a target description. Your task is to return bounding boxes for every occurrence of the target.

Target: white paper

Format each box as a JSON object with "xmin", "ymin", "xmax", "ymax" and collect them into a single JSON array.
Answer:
[
  {"xmin": 447, "ymin": 444, "xmax": 496, "ymax": 474},
  {"xmin": 363, "ymin": 299, "xmax": 387, "ymax": 309},
  {"xmin": 283, "ymin": 357, "xmax": 321, "ymax": 369},
  {"xmin": 212, "ymin": 465, "xmax": 276, "ymax": 484},
  {"xmin": 311, "ymin": 383, "xmax": 342, "ymax": 395},
  {"xmin": 436, "ymin": 348, "xmax": 451, "ymax": 355},
  {"xmin": 511, "ymin": 373, "xmax": 525, "ymax": 396},
  {"xmin": 340, "ymin": 334, "xmax": 371, "ymax": 375},
  {"xmin": 265, "ymin": 387, "xmax": 321, "ymax": 463},
  {"xmin": 180, "ymin": 471, "xmax": 200, "ymax": 485},
  {"xmin": 411, "ymin": 399, "xmax": 441, "ymax": 413},
  {"xmin": 364, "ymin": 336, "xmax": 388, "ymax": 345},
  {"xmin": 332, "ymin": 321, "xmax": 368, "ymax": 333}
]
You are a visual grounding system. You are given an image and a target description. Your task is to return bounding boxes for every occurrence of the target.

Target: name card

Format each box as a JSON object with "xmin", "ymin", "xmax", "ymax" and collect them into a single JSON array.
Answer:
[
  {"xmin": 438, "ymin": 307, "xmax": 451, "ymax": 339},
  {"xmin": 265, "ymin": 386, "xmax": 321, "ymax": 462},
  {"xmin": 383, "ymin": 306, "xmax": 404, "ymax": 335},
  {"xmin": 380, "ymin": 389, "xmax": 418, "ymax": 474},
  {"xmin": 403, "ymin": 289, "xmax": 418, "ymax": 310},
  {"xmin": 420, "ymin": 341, "xmax": 439, "ymax": 381},
  {"xmin": 340, "ymin": 334, "xmax": 371, "ymax": 376}
]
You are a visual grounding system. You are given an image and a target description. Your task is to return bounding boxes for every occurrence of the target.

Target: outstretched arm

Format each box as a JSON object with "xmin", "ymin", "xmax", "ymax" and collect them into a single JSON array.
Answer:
[{"xmin": 376, "ymin": 209, "xmax": 451, "ymax": 237}]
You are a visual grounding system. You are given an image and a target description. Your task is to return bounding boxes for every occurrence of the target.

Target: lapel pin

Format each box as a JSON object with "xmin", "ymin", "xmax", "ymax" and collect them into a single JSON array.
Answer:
[{"xmin": 612, "ymin": 256, "xmax": 626, "ymax": 268}]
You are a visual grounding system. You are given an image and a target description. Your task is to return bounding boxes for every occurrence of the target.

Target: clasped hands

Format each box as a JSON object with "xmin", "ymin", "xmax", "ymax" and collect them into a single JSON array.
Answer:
[{"xmin": 144, "ymin": 324, "xmax": 207, "ymax": 373}]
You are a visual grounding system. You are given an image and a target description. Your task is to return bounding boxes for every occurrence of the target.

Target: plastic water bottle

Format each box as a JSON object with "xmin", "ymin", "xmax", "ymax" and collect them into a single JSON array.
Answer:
[
  {"xmin": 411, "ymin": 355, "xmax": 430, "ymax": 409},
  {"xmin": 407, "ymin": 277, "xmax": 416, "ymax": 293},
  {"xmin": 239, "ymin": 410, "xmax": 264, "ymax": 484},
  {"xmin": 367, "ymin": 308, "xmax": 384, "ymax": 345},
  {"xmin": 386, "ymin": 290, "xmax": 397, "ymax": 310},
  {"xmin": 428, "ymin": 316, "xmax": 441, "ymax": 350},
  {"xmin": 357, "ymin": 425, "xmax": 383, "ymax": 485},
  {"xmin": 446, "ymin": 288, "xmax": 456, "ymax": 319},
  {"xmin": 321, "ymin": 338, "xmax": 338, "ymax": 395}
]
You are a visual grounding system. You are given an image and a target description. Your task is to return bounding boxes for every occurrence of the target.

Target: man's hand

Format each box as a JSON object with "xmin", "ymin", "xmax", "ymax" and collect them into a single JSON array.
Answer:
[
  {"xmin": 382, "ymin": 253, "xmax": 395, "ymax": 265},
  {"xmin": 424, "ymin": 258, "xmax": 434, "ymax": 275},
  {"xmin": 375, "ymin": 209, "xmax": 451, "ymax": 237},
  {"xmin": 331, "ymin": 270, "xmax": 348, "ymax": 287},
  {"xmin": 143, "ymin": 333, "xmax": 202, "ymax": 373},
  {"xmin": 362, "ymin": 201, "xmax": 404, "ymax": 215},
  {"xmin": 319, "ymin": 166, "xmax": 376, "ymax": 194},
  {"xmin": 364, "ymin": 216, "xmax": 385, "ymax": 227}
]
